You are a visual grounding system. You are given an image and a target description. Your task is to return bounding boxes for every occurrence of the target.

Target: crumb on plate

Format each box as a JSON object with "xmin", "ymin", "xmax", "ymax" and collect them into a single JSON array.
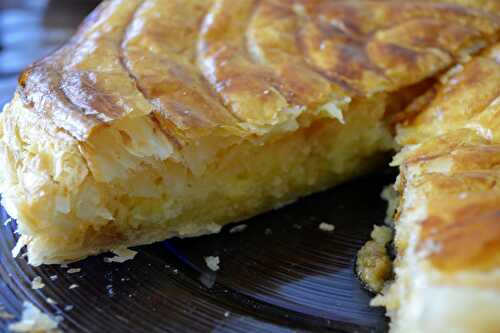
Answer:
[
  {"xmin": 46, "ymin": 298, "xmax": 57, "ymax": 305},
  {"xmin": 104, "ymin": 247, "xmax": 137, "ymax": 263},
  {"xmin": 229, "ymin": 224, "xmax": 247, "ymax": 234},
  {"xmin": 31, "ymin": 277, "xmax": 45, "ymax": 290},
  {"xmin": 318, "ymin": 222, "xmax": 335, "ymax": 232},
  {"xmin": 356, "ymin": 225, "xmax": 393, "ymax": 293},
  {"xmin": 205, "ymin": 256, "xmax": 220, "ymax": 272}
]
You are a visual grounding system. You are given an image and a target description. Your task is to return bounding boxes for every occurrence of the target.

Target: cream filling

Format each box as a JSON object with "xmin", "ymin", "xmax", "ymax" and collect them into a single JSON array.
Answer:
[{"xmin": 0, "ymin": 94, "xmax": 392, "ymax": 265}]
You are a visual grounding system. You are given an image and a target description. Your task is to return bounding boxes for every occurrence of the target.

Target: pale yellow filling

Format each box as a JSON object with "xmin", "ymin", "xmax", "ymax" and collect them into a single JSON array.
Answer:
[{"xmin": 0, "ymin": 94, "xmax": 392, "ymax": 265}]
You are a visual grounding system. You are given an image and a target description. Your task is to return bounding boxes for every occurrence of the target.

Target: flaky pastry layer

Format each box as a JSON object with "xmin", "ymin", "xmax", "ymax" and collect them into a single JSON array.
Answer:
[
  {"xmin": 374, "ymin": 44, "xmax": 500, "ymax": 333},
  {"xmin": 0, "ymin": 93, "xmax": 393, "ymax": 265}
]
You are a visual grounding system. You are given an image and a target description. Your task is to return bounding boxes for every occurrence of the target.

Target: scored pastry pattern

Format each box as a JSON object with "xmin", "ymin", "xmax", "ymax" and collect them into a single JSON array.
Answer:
[{"xmin": 18, "ymin": 0, "xmax": 499, "ymax": 146}]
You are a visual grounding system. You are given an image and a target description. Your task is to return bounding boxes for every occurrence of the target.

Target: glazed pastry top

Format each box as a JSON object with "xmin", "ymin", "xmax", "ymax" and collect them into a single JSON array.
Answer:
[
  {"xmin": 395, "ymin": 44, "xmax": 500, "ymax": 275},
  {"xmin": 17, "ymin": 0, "xmax": 499, "ymax": 144}
]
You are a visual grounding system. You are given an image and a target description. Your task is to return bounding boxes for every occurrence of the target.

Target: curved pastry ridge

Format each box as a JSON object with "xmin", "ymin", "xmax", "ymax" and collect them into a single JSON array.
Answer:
[
  {"xmin": 19, "ymin": 0, "xmax": 499, "ymax": 140},
  {"xmin": 198, "ymin": 0, "xmax": 296, "ymax": 130},
  {"xmin": 122, "ymin": 1, "xmax": 242, "ymax": 142}
]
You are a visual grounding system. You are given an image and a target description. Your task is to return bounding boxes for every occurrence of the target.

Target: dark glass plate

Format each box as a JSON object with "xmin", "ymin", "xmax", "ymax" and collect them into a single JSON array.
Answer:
[{"xmin": 0, "ymin": 172, "xmax": 393, "ymax": 333}]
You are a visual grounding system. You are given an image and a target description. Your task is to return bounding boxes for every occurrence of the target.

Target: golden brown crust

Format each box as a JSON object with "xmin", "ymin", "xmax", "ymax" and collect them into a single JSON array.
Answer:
[
  {"xmin": 17, "ymin": 0, "xmax": 500, "ymax": 142},
  {"xmin": 372, "ymin": 41, "xmax": 500, "ymax": 332},
  {"xmin": 396, "ymin": 43, "xmax": 500, "ymax": 273},
  {"xmin": 420, "ymin": 194, "xmax": 500, "ymax": 272}
]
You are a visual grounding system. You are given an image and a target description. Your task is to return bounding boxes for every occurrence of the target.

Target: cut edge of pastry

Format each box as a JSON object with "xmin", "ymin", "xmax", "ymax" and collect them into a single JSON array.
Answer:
[
  {"xmin": 0, "ymin": 92, "xmax": 393, "ymax": 265},
  {"xmin": 371, "ymin": 44, "xmax": 500, "ymax": 333},
  {"xmin": 372, "ymin": 161, "xmax": 500, "ymax": 333}
]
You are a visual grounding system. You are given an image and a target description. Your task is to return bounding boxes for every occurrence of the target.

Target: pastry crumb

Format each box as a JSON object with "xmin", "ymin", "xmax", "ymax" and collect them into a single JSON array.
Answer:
[
  {"xmin": 320, "ymin": 101, "xmax": 346, "ymax": 124},
  {"xmin": 229, "ymin": 224, "xmax": 247, "ymax": 234},
  {"xmin": 356, "ymin": 225, "xmax": 393, "ymax": 293},
  {"xmin": 318, "ymin": 222, "xmax": 335, "ymax": 232},
  {"xmin": 205, "ymin": 256, "xmax": 220, "ymax": 271},
  {"xmin": 46, "ymin": 298, "xmax": 57, "ymax": 305},
  {"xmin": 31, "ymin": 277, "xmax": 45, "ymax": 290},
  {"xmin": 8, "ymin": 301, "xmax": 60, "ymax": 333},
  {"xmin": 66, "ymin": 268, "xmax": 81, "ymax": 274},
  {"xmin": 12, "ymin": 236, "xmax": 30, "ymax": 258},
  {"xmin": 104, "ymin": 248, "xmax": 137, "ymax": 263},
  {"xmin": 49, "ymin": 275, "xmax": 57, "ymax": 281}
]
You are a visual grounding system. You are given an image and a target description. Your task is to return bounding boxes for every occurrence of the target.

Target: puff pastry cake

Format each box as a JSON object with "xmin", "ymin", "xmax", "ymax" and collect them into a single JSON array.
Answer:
[{"xmin": 0, "ymin": 0, "xmax": 499, "ymax": 330}]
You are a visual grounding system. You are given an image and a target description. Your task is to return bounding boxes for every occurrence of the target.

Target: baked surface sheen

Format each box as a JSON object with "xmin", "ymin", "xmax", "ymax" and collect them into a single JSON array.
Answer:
[
  {"xmin": 18, "ymin": 0, "xmax": 499, "ymax": 140},
  {"xmin": 374, "ymin": 44, "xmax": 500, "ymax": 333},
  {"xmin": 397, "ymin": 45, "xmax": 500, "ymax": 273},
  {"xmin": 0, "ymin": 1, "xmax": 499, "ymax": 331}
]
